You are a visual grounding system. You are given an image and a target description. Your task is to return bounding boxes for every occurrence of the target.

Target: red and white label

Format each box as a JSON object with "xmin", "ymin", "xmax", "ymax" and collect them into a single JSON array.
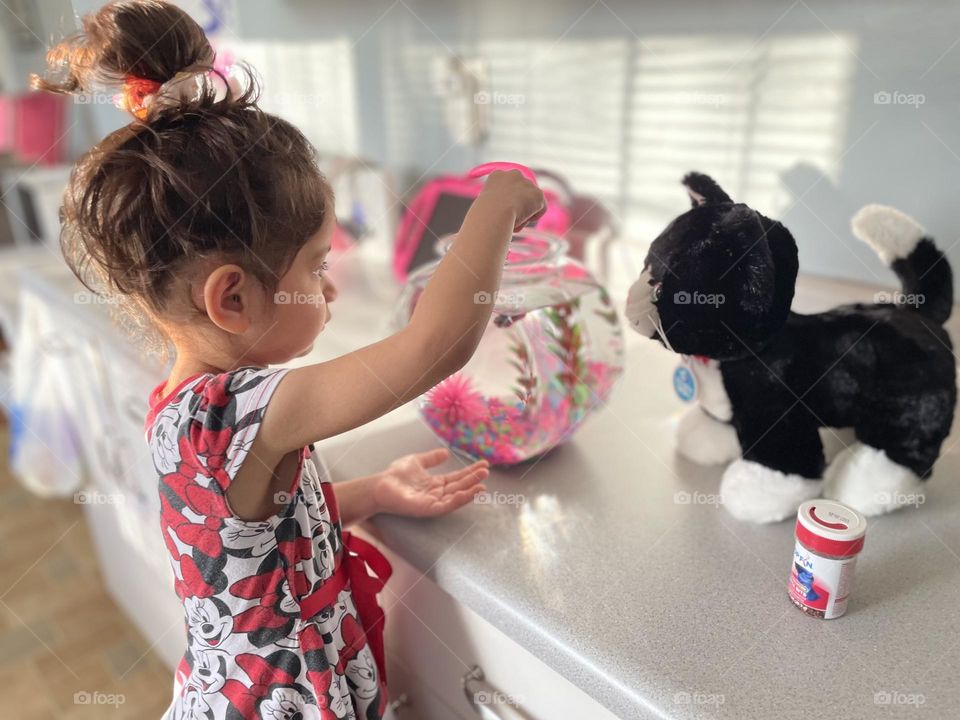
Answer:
[{"xmin": 789, "ymin": 541, "xmax": 859, "ymax": 619}]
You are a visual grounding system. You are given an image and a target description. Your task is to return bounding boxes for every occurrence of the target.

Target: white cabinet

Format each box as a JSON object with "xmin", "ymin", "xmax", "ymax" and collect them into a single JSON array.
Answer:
[
  {"xmin": 11, "ymin": 266, "xmax": 184, "ymax": 669},
  {"xmin": 371, "ymin": 533, "xmax": 622, "ymax": 720}
]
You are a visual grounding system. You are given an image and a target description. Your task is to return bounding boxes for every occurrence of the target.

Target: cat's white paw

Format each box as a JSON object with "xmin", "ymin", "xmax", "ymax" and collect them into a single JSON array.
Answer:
[
  {"xmin": 721, "ymin": 459, "xmax": 822, "ymax": 523},
  {"xmin": 676, "ymin": 407, "xmax": 741, "ymax": 466},
  {"xmin": 823, "ymin": 443, "xmax": 924, "ymax": 516}
]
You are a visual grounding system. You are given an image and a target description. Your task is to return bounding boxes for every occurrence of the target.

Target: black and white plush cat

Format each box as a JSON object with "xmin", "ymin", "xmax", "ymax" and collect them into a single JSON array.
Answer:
[{"xmin": 626, "ymin": 172, "xmax": 956, "ymax": 523}]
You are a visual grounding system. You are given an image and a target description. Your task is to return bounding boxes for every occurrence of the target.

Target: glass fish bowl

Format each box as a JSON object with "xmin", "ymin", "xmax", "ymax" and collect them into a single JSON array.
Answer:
[{"xmin": 396, "ymin": 230, "xmax": 625, "ymax": 466}]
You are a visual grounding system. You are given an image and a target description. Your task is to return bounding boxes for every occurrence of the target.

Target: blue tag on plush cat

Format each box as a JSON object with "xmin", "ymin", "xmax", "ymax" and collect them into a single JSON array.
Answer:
[{"xmin": 673, "ymin": 363, "xmax": 698, "ymax": 402}]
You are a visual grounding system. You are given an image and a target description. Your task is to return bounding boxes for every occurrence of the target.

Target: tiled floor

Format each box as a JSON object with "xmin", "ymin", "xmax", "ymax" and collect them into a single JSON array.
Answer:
[{"xmin": 0, "ymin": 427, "xmax": 173, "ymax": 719}]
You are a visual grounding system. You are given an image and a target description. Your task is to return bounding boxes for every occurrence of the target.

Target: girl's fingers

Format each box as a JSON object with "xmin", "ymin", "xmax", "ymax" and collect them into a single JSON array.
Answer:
[
  {"xmin": 435, "ymin": 485, "xmax": 485, "ymax": 513},
  {"xmin": 417, "ymin": 448, "xmax": 450, "ymax": 468},
  {"xmin": 461, "ymin": 458, "xmax": 489, "ymax": 470},
  {"xmin": 444, "ymin": 468, "xmax": 488, "ymax": 494},
  {"xmin": 441, "ymin": 459, "xmax": 488, "ymax": 483}
]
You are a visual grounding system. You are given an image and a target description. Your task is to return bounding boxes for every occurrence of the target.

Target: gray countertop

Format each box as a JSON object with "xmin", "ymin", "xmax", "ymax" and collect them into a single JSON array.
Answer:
[{"xmin": 320, "ymin": 255, "xmax": 960, "ymax": 720}]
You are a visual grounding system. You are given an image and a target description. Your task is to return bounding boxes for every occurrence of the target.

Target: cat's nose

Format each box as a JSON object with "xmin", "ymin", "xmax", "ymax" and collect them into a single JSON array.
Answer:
[{"xmin": 625, "ymin": 268, "xmax": 659, "ymax": 337}]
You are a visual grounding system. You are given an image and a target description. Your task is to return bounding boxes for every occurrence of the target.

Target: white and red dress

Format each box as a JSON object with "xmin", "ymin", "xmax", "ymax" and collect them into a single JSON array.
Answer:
[{"xmin": 145, "ymin": 367, "xmax": 391, "ymax": 720}]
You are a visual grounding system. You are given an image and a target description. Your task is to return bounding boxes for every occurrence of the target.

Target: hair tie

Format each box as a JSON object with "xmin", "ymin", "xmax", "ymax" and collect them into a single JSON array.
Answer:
[
  {"xmin": 111, "ymin": 59, "xmax": 236, "ymax": 121},
  {"xmin": 114, "ymin": 76, "xmax": 163, "ymax": 120}
]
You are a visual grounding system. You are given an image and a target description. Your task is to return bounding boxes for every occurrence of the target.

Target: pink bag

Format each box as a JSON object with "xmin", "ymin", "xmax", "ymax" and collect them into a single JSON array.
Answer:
[
  {"xmin": 392, "ymin": 162, "xmax": 572, "ymax": 281},
  {"xmin": 12, "ymin": 93, "xmax": 67, "ymax": 166}
]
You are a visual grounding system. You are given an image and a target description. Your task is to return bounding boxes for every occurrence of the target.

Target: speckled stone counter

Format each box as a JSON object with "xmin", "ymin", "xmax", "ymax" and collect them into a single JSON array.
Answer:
[{"xmin": 323, "ymin": 318, "xmax": 960, "ymax": 720}]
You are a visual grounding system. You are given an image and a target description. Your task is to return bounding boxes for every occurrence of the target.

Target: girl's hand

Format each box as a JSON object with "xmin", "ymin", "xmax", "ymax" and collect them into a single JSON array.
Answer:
[
  {"xmin": 374, "ymin": 448, "xmax": 489, "ymax": 518},
  {"xmin": 478, "ymin": 169, "xmax": 547, "ymax": 232}
]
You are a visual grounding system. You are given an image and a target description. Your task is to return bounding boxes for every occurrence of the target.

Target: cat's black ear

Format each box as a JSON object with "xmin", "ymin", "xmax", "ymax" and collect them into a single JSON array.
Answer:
[{"xmin": 683, "ymin": 172, "xmax": 733, "ymax": 207}]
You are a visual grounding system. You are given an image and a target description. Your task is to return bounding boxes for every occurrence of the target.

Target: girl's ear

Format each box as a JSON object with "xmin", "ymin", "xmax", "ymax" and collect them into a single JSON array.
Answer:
[{"xmin": 202, "ymin": 264, "xmax": 251, "ymax": 334}]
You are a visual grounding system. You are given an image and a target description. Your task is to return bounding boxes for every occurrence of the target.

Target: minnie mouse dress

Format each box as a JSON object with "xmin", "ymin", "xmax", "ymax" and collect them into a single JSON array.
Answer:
[{"xmin": 145, "ymin": 367, "xmax": 391, "ymax": 720}]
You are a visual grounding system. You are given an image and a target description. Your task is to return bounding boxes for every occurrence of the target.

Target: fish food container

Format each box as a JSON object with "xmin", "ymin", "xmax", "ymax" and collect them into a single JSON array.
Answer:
[
  {"xmin": 789, "ymin": 499, "xmax": 867, "ymax": 619},
  {"xmin": 396, "ymin": 230, "xmax": 625, "ymax": 466}
]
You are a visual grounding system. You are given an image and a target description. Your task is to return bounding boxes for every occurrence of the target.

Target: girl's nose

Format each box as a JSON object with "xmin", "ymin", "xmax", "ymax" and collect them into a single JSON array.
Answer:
[{"xmin": 324, "ymin": 280, "xmax": 338, "ymax": 303}]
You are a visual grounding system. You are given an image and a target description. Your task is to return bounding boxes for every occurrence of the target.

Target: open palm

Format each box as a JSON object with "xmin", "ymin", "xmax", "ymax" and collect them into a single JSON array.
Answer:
[{"xmin": 374, "ymin": 448, "xmax": 489, "ymax": 518}]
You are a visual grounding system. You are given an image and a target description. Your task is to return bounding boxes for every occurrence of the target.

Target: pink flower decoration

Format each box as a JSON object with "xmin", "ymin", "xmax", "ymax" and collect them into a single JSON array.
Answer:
[{"xmin": 426, "ymin": 374, "xmax": 487, "ymax": 427}]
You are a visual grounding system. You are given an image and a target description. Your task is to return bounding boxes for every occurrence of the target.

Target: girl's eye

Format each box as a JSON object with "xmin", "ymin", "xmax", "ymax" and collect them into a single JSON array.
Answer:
[{"xmin": 313, "ymin": 261, "xmax": 329, "ymax": 277}]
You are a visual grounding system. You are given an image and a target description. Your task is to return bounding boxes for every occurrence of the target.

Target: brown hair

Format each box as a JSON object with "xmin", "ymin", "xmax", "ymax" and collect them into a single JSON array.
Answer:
[{"xmin": 31, "ymin": 0, "xmax": 331, "ymax": 317}]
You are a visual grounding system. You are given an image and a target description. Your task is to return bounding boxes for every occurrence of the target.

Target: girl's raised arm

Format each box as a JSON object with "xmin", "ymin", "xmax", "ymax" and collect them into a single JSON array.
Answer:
[{"xmin": 257, "ymin": 170, "xmax": 545, "ymax": 456}]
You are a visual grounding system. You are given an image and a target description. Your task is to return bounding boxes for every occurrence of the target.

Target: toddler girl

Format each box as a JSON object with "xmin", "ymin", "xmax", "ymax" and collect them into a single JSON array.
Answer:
[{"xmin": 34, "ymin": 2, "xmax": 544, "ymax": 718}]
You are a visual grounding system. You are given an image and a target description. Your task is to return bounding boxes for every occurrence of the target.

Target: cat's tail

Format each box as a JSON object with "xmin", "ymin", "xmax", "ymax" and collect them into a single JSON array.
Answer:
[{"xmin": 851, "ymin": 204, "xmax": 952, "ymax": 324}]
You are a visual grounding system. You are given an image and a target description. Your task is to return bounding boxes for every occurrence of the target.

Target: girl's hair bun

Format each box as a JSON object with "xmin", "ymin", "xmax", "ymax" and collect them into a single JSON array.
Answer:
[
  {"xmin": 29, "ymin": 0, "xmax": 330, "ymax": 333},
  {"xmin": 31, "ymin": 0, "xmax": 227, "ymax": 114}
]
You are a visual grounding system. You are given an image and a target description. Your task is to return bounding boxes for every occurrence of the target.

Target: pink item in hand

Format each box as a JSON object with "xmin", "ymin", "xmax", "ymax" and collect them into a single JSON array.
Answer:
[
  {"xmin": 467, "ymin": 161, "xmax": 539, "ymax": 184},
  {"xmin": 392, "ymin": 161, "xmax": 571, "ymax": 281}
]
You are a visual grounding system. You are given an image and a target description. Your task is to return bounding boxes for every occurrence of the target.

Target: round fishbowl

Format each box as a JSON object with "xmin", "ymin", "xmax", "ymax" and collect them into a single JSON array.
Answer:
[{"xmin": 396, "ymin": 230, "xmax": 625, "ymax": 466}]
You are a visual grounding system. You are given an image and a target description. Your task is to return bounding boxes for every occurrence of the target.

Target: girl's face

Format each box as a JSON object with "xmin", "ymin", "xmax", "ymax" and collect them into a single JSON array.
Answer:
[{"xmin": 251, "ymin": 215, "xmax": 338, "ymax": 363}]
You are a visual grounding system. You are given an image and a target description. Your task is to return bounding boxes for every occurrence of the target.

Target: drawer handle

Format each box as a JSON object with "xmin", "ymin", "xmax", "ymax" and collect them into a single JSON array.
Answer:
[
  {"xmin": 387, "ymin": 693, "xmax": 409, "ymax": 717},
  {"xmin": 462, "ymin": 666, "xmax": 530, "ymax": 720}
]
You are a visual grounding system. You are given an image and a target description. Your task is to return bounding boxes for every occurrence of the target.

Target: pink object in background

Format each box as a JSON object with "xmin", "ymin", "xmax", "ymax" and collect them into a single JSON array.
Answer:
[
  {"xmin": 0, "ymin": 96, "xmax": 13, "ymax": 156},
  {"xmin": 0, "ymin": 92, "xmax": 68, "ymax": 166}
]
